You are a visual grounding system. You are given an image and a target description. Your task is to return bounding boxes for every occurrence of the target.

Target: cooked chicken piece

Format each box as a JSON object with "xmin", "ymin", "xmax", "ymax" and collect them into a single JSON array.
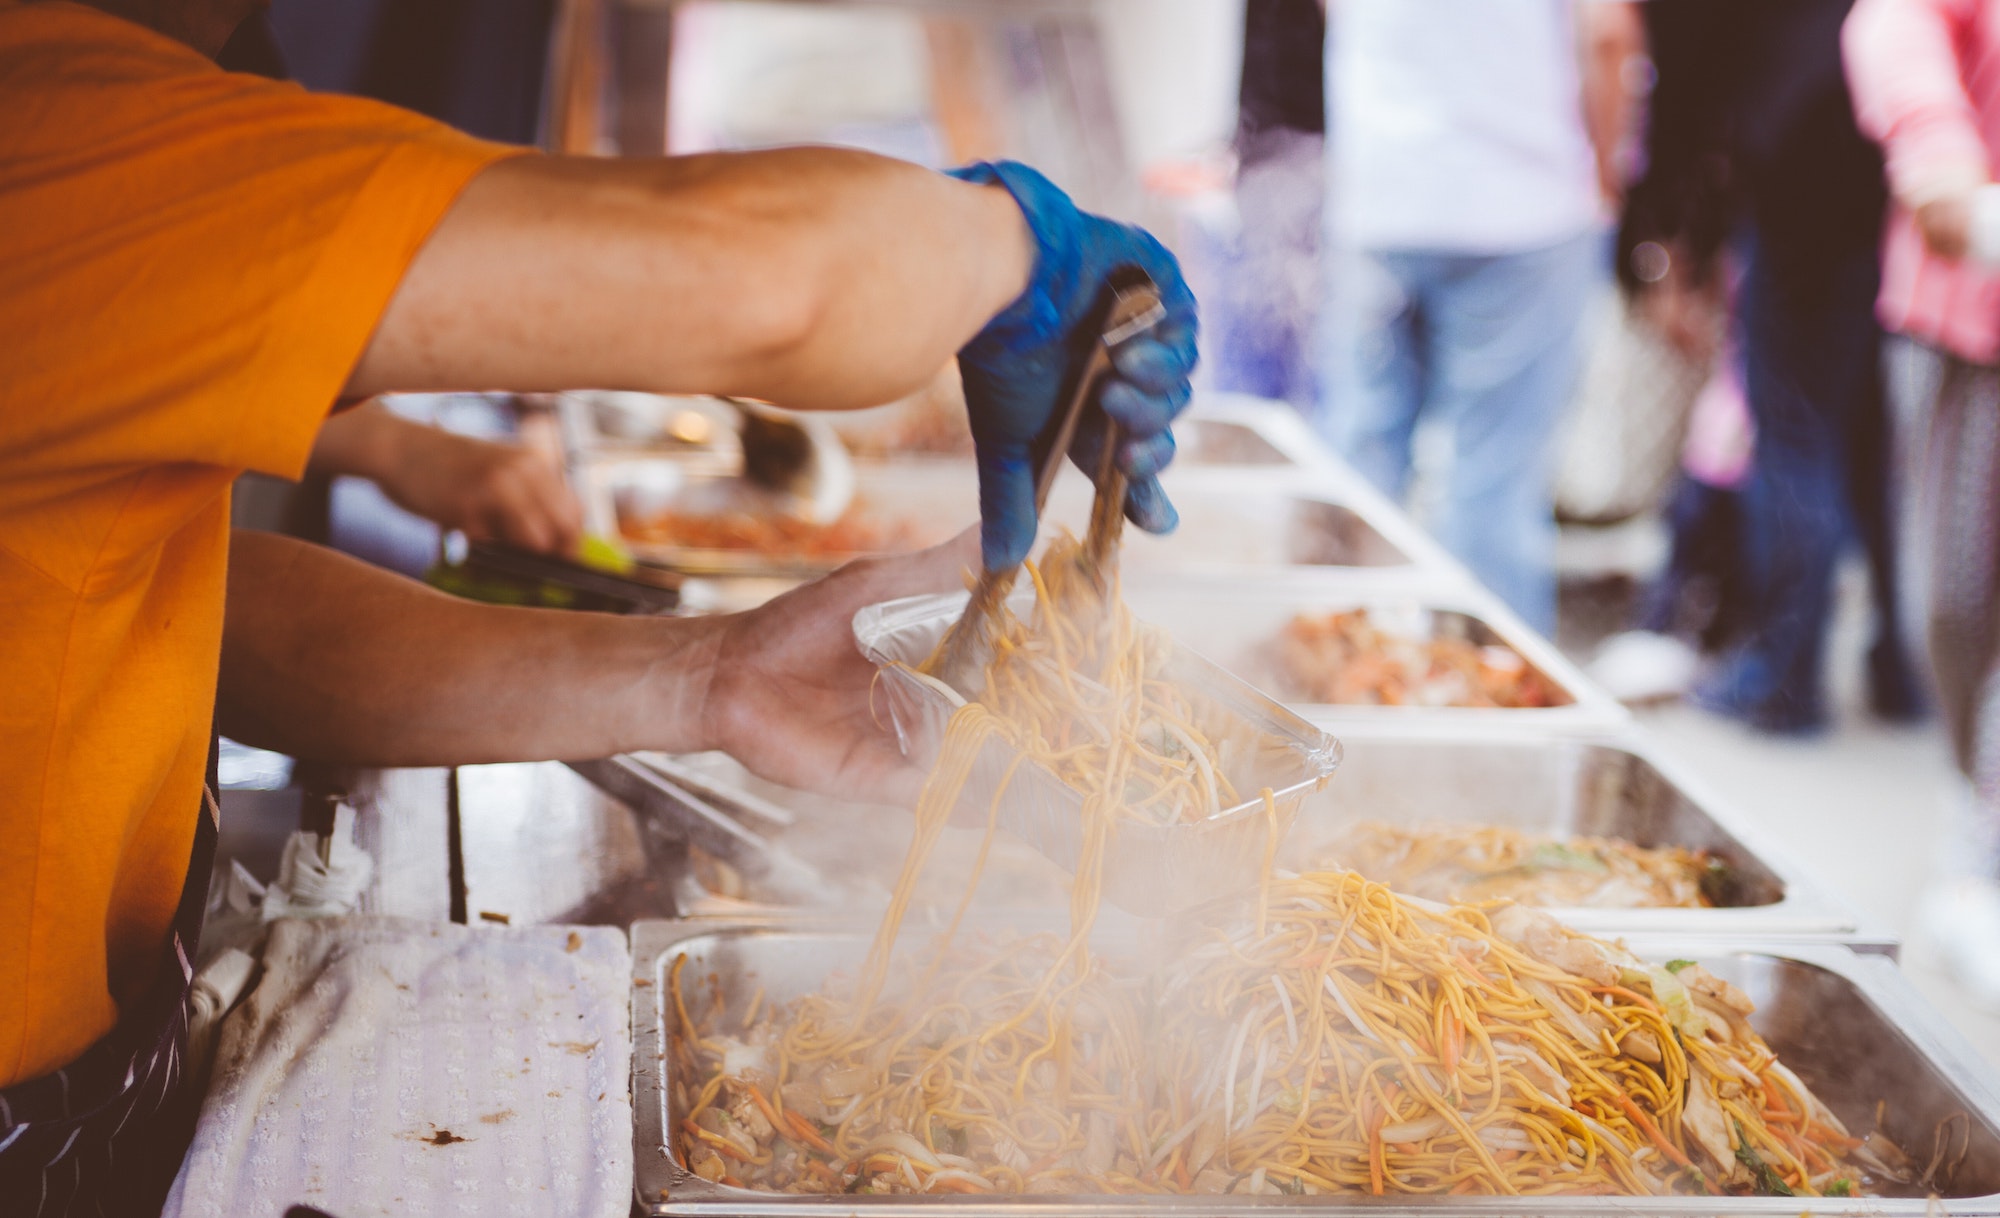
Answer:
[
  {"xmin": 1677, "ymin": 964, "xmax": 1755, "ymax": 1015},
  {"xmin": 1193, "ymin": 1167, "xmax": 1236, "ymax": 1193},
  {"xmin": 1488, "ymin": 905, "xmax": 1621, "ymax": 985},
  {"xmin": 690, "ymin": 1147, "xmax": 728, "ymax": 1182},
  {"xmin": 819, "ymin": 1063, "xmax": 875, "ymax": 1100},
  {"xmin": 1497, "ymin": 1042, "xmax": 1571, "ymax": 1104},
  {"xmin": 779, "ymin": 1080, "xmax": 831, "ymax": 1124},
  {"xmin": 1619, "ymin": 1029, "xmax": 1663, "ymax": 1064},
  {"xmin": 723, "ymin": 1081, "xmax": 775, "ymax": 1142},
  {"xmin": 1681, "ymin": 1064, "xmax": 1750, "ymax": 1186},
  {"xmin": 1188, "ymin": 1116, "xmax": 1224, "ymax": 1174},
  {"xmin": 1082, "ymin": 1112, "xmax": 1118, "ymax": 1176}
]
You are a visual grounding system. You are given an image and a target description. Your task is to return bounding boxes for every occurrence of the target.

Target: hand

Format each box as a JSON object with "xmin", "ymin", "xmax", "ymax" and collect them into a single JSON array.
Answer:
[
  {"xmin": 1917, "ymin": 191, "xmax": 1975, "ymax": 261},
  {"xmin": 1633, "ymin": 260, "xmax": 1726, "ymax": 366},
  {"xmin": 699, "ymin": 529, "xmax": 979, "ymax": 806},
  {"xmin": 391, "ymin": 430, "xmax": 585, "ymax": 556},
  {"xmin": 947, "ymin": 161, "xmax": 1199, "ymax": 569}
]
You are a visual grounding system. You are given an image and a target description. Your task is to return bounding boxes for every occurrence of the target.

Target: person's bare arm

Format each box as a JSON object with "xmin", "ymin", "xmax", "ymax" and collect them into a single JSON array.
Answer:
[
  {"xmin": 1580, "ymin": 1, "xmax": 1644, "ymax": 208},
  {"xmin": 309, "ymin": 399, "xmax": 585, "ymax": 554},
  {"xmin": 220, "ymin": 529, "xmax": 977, "ymax": 803},
  {"xmin": 345, "ymin": 149, "xmax": 1034, "ymax": 411}
]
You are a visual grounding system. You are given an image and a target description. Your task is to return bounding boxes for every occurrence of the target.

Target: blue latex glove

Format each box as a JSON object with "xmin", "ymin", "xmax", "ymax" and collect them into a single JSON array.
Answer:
[{"xmin": 948, "ymin": 161, "xmax": 1199, "ymax": 570}]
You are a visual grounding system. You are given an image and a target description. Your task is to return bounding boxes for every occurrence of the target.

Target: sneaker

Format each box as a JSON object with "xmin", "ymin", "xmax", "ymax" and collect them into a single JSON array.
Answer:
[
  {"xmin": 1688, "ymin": 650, "xmax": 1827, "ymax": 735},
  {"xmin": 1918, "ymin": 877, "xmax": 2000, "ymax": 1013},
  {"xmin": 1587, "ymin": 631, "xmax": 1700, "ymax": 705},
  {"xmin": 1866, "ymin": 636, "xmax": 1930, "ymax": 724}
]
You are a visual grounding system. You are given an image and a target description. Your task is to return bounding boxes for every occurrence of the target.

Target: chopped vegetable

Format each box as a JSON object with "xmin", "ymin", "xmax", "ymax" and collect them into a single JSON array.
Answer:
[{"xmin": 1733, "ymin": 1120, "xmax": 1795, "ymax": 1197}]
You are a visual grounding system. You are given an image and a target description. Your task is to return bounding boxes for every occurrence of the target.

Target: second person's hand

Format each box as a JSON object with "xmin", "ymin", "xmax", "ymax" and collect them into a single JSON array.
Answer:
[{"xmin": 310, "ymin": 400, "xmax": 586, "ymax": 556}]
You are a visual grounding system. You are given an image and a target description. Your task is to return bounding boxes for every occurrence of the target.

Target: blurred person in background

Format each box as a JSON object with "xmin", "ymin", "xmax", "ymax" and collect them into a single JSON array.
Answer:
[
  {"xmin": 1209, "ymin": 0, "xmax": 1327, "ymax": 412},
  {"xmin": 1846, "ymin": 0, "xmax": 2000, "ymax": 1005},
  {"xmin": 1317, "ymin": 0, "xmax": 1634, "ymax": 635},
  {"xmin": 1592, "ymin": 0, "xmax": 1923, "ymax": 734},
  {"xmin": 1672, "ymin": 0, "xmax": 1918, "ymax": 733}
]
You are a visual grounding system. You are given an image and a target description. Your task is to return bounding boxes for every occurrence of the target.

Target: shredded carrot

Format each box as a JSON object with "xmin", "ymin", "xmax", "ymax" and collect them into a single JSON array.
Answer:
[
  {"xmin": 1606, "ymin": 1091, "xmax": 1692, "ymax": 1171},
  {"xmin": 1441, "ymin": 1011, "xmax": 1463, "ymax": 1077},
  {"xmin": 1367, "ymin": 1106, "xmax": 1387, "ymax": 1195},
  {"xmin": 785, "ymin": 1110, "xmax": 835, "ymax": 1155},
  {"xmin": 1805, "ymin": 1122, "xmax": 1861, "ymax": 1151},
  {"xmin": 1590, "ymin": 985, "xmax": 1661, "ymax": 1014},
  {"xmin": 686, "ymin": 1123, "xmax": 755, "ymax": 1164},
  {"xmin": 744, "ymin": 1082, "xmax": 783, "ymax": 1133},
  {"xmin": 804, "ymin": 1160, "xmax": 844, "ymax": 1187}
]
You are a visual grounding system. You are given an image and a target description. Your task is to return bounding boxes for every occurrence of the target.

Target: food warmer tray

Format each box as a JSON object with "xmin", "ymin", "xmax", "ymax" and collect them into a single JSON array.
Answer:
[
  {"xmin": 622, "ymin": 722, "xmax": 1884, "ymax": 949},
  {"xmin": 560, "ymin": 389, "xmax": 1332, "ymax": 473},
  {"xmin": 578, "ymin": 458, "xmax": 1435, "ymax": 581},
  {"xmin": 1119, "ymin": 571, "xmax": 1627, "ymax": 732},
  {"xmin": 1284, "ymin": 724, "xmax": 1889, "ymax": 946},
  {"xmin": 631, "ymin": 921, "xmax": 2000, "ymax": 1216}
]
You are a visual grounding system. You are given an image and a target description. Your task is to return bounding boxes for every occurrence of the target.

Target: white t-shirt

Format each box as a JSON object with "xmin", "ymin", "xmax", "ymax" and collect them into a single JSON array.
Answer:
[{"xmin": 1327, "ymin": 0, "xmax": 1602, "ymax": 253}]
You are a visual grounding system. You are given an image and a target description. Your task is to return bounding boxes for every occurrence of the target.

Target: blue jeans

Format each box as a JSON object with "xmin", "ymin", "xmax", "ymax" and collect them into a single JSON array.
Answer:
[
  {"xmin": 1318, "ymin": 232, "xmax": 1602, "ymax": 633},
  {"xmin": 1695, "ymin": 231, "xmax": 1921, "ymax": 732}
]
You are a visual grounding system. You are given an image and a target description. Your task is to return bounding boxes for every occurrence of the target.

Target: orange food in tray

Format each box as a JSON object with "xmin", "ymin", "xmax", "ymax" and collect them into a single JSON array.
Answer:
[
  {"xmin": 617, "ymin": 505, "xmax": 925, "ymax": 560},
  {"xmin": 1270, "ymin": 608, "xmax": 1565, "ymax": 708}
]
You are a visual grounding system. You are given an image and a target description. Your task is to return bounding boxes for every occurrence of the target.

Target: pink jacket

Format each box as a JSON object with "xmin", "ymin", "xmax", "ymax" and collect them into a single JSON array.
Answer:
[{"xmin": 1845, "ymin": 0, "xmax": 2000, "ymax": 364}]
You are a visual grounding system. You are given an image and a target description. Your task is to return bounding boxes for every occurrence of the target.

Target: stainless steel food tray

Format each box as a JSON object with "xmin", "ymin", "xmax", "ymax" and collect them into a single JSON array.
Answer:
[
  {"xmin": 1171, "ymin": 393, "xmax": 1331, "ymax": 469},
  {"xmin": 631, "ymin": 726, "xmax": 1888, "ymax": 951},
  {"xmin": 578, "ymin": 457, "xmax": 965, "ymax": 579},
  {"xmin": 631, "ymin": 920, "xmax": 2000, "ymax": 1215},
  {"xmin": 1120, "ymin": 571, "xmax": 1627, "ymax": 730},
  {"xmin": 560, "ymin": 389, "xmax": 1327, "ymax": 472},
  {"xmin": 1285, "ymin": 723, "xmax": 1886, "ymax": 944},
  {"xmin": 578, "ymin": 455, "xmax": 1433, "ymax": 580},
  {"xmin": 1066, "ymin": 468, "xmax": 1421, "ymax": 575}
]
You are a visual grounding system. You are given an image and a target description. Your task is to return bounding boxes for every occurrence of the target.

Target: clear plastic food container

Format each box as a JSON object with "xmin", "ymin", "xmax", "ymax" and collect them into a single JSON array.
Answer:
[{"xmin": 852, "ymin": 590, "xmax": 1342, "ymax": 916}]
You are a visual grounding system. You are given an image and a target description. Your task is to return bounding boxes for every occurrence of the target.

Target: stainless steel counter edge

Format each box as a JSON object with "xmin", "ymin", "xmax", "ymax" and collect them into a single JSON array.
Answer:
[{"xmin": 629, "ymin": 921, "xmax": 2000, "ymax": 1216}]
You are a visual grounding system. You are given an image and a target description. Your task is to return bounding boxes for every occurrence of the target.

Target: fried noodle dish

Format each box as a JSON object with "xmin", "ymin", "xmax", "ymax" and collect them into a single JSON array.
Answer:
[
  {"xmin": 1326, "ymin": 822, "xmax": 1716, "ymax": 909},
  {"xmin": 668, "ymin": 540, "xmax": 1908, "ymax": 1200}
]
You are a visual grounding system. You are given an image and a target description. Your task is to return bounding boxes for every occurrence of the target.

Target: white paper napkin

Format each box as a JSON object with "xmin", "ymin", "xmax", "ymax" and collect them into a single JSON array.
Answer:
[{"xmin": 165, "ymin": 916, "xmax": 632, "ymax": 1218}]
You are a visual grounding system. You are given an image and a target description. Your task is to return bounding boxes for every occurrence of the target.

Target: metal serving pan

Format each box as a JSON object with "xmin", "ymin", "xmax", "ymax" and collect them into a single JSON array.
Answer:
[
  {"xmin": 1101, "ymin": 474, "xmax": 1416, "ymax": 572},
  {"xmin": 559, "ymin": 390, "xmax": 1324, "ymax": 472},
  {"xmin": 580, "ymin": 457, "xmax": 1424, "ymax": 580},
  {"xmin": 1287, "ymin": 724, "xmax": 1884, "ymax": 944},
  {"xmin": 631, "ymin": 921, "xmax": 2000, "ymax": 1215},
  {"xmin": 644, "ymin": 728, "xmax": 1878, "ymax": 940},
  {"xmin": 1119, "ymin": 572, "xmax": 1626, "ymax": 730},
  {"xmin": 1170, "ymin": 394, "xmax": 1329, "ymax": 469},
  {"xmin": 580, "ymin": 457, "xmax": 965, "ymax": 579}
]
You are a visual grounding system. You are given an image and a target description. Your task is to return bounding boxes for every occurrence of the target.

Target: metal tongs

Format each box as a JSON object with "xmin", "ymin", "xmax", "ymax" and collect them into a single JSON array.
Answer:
[{"xmin": 929, "ymin": 270, "xmax": 1167, "ymax": 697}]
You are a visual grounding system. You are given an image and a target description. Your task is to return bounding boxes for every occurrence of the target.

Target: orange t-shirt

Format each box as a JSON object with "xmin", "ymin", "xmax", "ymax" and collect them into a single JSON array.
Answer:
[{"xmin": 0, "ymin": 2, "xmax": 525, "ymax": 1086}]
